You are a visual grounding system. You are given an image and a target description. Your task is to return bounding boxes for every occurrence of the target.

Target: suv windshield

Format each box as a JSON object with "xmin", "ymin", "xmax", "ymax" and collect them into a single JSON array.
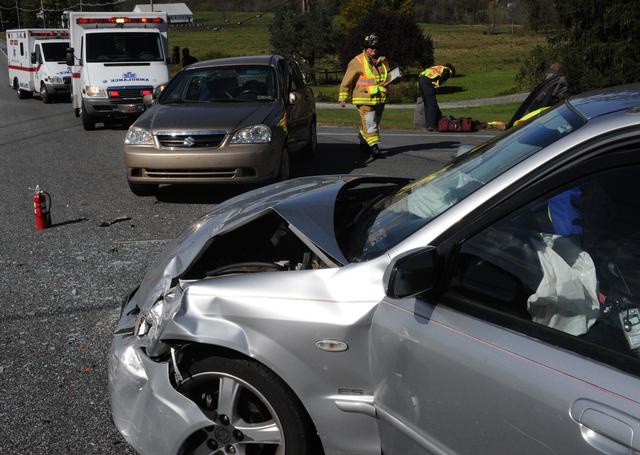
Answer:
[
  {"xmin": 42, "ymin": 42, "xmax": 68, "ymax": 62},
  {"xmin": 346, "ymin": 104, "xmax": 586, "ymax": 262},
  {"xmin": 85, "ymin": 32, "xmax": 163, "ymax": 63},
  {"xmin": 159, "ymin": 66, "xmax": 277, "ymax": 103}
]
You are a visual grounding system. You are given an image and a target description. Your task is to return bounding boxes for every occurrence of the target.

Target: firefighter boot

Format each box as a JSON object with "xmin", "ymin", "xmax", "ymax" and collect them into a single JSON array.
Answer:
[{"xmin": 370, "ymin": 144, "xmax": 381, "ymax": 158}]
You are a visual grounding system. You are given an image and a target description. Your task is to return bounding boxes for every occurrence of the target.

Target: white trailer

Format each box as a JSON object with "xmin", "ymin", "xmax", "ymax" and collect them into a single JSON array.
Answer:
[
  {"xmin": 6, "ymin": 29, "xmax": 71, "ymax": 102},
  {"xmin": 65, "ymin": 11, "xmax": 169, "ymax": 130}
]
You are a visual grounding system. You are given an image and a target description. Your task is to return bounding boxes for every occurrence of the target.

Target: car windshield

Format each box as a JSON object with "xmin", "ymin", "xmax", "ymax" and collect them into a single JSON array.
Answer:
[
  {"xmin": 159, "ymin": 66, "xmax": 277, "ymax": 103},
  {"xmin": 85, "ymin": 32, "xmax": 163, "ymax": 63},
  {"xmin": 42, "ymin": 42, "xmax": 68, "ymax": 62},
  {"xmin": 346, "ymin": 104, "xmax": 586, "ymax": 262}
]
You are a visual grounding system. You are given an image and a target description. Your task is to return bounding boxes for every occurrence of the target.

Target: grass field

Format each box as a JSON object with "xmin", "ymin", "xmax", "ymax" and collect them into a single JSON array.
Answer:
[
  {"xmin": 317, "ymin": 102, "xmax": 521, "ymax": 129},
  {"xmin": 169, "ymin": 14, "xmax": 546, "ymax": 103}
]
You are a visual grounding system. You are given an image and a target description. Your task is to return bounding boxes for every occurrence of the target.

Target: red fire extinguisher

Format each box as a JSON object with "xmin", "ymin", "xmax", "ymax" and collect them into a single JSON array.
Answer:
[{"xmin": 33, "ymin": 185, "xmax": 52, "ymax": 231}]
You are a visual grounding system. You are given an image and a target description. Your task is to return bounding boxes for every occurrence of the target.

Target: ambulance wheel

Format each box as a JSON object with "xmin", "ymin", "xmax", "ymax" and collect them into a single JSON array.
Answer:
[
  {"xmin": 81, "ymin": 105, "xmax": 96, "ymax": 131},
  {"xmin": 128, "ymin": 181, "xmax": 158, "ymax": 196},
  {"xmin": 14, "ymin": 79, "xmax": 30, "ymax": 99},
  {"xmin": 40, "ymin": 83, "xmax": 51, "ymax": 104}
]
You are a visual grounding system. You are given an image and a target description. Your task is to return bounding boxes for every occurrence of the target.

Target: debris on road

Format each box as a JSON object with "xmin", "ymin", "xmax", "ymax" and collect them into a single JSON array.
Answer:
[{"xmin": 99, "ymin": 216, "xmax": 132, "ymax": 227}]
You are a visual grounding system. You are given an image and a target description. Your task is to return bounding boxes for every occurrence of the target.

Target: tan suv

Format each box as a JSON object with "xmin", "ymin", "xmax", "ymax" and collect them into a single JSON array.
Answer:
[{"xmin": 123, "ymin": 55, "xmax": 316, "ymax": 195}]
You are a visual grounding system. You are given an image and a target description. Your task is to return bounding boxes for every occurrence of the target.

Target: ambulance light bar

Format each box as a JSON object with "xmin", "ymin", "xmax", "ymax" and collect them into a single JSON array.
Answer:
[
  {"xmin": 30, "ymin": 31, "xmax": 69, "ymax": 37},
  {"xmin": 76, "ymin": 17, "xmax": 163, "ymax": 24}
]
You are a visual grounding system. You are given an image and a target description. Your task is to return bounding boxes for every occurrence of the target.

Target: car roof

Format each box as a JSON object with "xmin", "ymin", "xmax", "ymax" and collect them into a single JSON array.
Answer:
[
  {"xmin": 569, "ymin": 83, "xmax": 640, "ymax": 120},
  {"xmin": 187, "ymin": 54, "xmax": 283, "ymax": 70}
]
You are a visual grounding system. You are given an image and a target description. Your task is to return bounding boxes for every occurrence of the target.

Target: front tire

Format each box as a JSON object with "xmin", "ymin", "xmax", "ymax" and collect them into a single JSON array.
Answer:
[
  {"xmin": 81, "ymin": 103, "xmax": 95, "ymax": 130},
  {"xmin": 40, "ymin": 83, "xmax": 51, "ymax": 104},
  {"xmin": 178, "ymin": 355, "xmax": 317, "ymax": 455},
  {"xmin": 127, "ymin": 180, "xmax": 158, "ymax": 196},
  {"xmin": 300, "ymin": 119, "xmax": 317, "ymax": 159},
  {"xmin": 277, "ymin": 146, "xmax": 291, "ymax": 181}
]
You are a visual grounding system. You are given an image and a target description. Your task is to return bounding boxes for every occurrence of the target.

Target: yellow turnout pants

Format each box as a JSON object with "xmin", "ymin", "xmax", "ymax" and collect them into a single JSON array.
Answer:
[{"xmin": 357, "ymin": 104, "xmax": 385, "ymax": 147}]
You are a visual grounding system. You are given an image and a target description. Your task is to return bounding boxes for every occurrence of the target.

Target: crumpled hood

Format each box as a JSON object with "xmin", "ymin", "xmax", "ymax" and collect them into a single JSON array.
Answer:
[
  {"xmin": 146, "ymin": 102, "xmax": 277, "ymax": 132},
  {"xmin": 133, "ymin": 175, "xmax": 365, "ymax": 313}
]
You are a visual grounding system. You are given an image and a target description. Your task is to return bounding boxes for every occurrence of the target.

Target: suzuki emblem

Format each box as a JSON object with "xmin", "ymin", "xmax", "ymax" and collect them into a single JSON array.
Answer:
[{"xmin": 183, "ymin": 136, "xmax": 196, "ymax": 147}]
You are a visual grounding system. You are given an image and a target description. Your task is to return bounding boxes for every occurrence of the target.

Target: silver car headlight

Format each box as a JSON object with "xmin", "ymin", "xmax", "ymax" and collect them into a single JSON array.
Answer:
[
  {"xmin": 46, "ymin": 76, "xmax": 63, "ymax": 84},
  {"xmin": 230, "ymin": 124, "xmax": 272, "ymax": 144},
  {"xmin": 84, "ymin": 85, "xmax": 107, "ymax": 98},
  {"xmin": 125, "ymin": 127, "xmax": 155, "ymax": 146}
]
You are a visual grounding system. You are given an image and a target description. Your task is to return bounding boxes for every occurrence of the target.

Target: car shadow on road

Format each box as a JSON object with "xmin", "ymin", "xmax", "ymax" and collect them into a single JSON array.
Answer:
[
  {"xmin": 378, "ymin": 141, "xmax": 461, "ymax": 159},
  {"xmin": 292, "ymin": 142, "xmax": 372, "ymax": 177},
  {"xmin": 154, "ymin": 184, "xmax": 258, "ymax": 204}
]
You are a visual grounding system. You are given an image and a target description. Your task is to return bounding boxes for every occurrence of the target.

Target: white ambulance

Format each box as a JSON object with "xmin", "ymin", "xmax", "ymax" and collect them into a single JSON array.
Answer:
[
  {"xmin": 6, "ymin": 29, "xmax": 72, "ymax": 103},
  {"xmin": 65, "ymin": 11, "xmax": 169, "ymax": 130}
]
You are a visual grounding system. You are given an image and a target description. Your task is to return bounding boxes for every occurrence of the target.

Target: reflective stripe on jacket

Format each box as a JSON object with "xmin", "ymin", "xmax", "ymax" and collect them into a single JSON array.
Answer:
[
  {"xmin": 420, "ymin": 65, "xmax": 449, "ymax": 87},
  {"xmin": 339, "ymin": 52, "xmax": 389, "ymax": 105}
]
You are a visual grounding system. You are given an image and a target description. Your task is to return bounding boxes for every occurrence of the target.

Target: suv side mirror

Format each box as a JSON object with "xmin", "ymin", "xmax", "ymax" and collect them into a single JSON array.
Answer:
[
  {"xmin": 65, "ymin": 48, "xmax": 74, "ymax": 67},
  {"xmin": 385, "ymin": 247, "xmax": 439, "ymax": 299},
  {"xmin": 31, "ymin": 52, "xmax": 37, "ymax": 65}
]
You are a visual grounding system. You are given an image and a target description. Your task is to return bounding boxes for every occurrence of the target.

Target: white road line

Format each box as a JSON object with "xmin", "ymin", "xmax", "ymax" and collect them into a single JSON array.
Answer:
[{"xmin": 318, "ymin": 132, "xmax": 494, "ymax": 139}]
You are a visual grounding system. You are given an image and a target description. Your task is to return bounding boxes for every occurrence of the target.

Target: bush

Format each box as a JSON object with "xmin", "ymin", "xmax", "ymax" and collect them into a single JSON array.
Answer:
[
  {"xmin": 336, "ymin": 7, "xmax": 433, "ymax": 70},
  {"xmin": 518, "ymin": 0, "xmax": 640, "ymax": 93}
]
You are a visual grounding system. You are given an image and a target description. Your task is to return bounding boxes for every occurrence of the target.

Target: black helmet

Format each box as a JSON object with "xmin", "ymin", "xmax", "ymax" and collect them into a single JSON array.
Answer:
[{"xmin": 363, "ymin": 33, "xmax": 379, "ymax": 49}]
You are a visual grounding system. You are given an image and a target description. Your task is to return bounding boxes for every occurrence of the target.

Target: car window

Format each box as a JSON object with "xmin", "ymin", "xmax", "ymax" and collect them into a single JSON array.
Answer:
[
  {"xmin": 450, "ymin": 165, "xmax": 640, "ymax": 367},
  {"xmin": 344, "ymin": 104, "xmax": 585, "ymax": 262},
  {"xmin": 160, "ymin": 65, "xmax": 277, "ymax": 104}
]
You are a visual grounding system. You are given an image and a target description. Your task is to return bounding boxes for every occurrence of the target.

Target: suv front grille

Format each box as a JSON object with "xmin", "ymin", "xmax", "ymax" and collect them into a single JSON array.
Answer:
[{"xmin": 156, "ymin": 134, "xmax": 226, "ymax": 148}]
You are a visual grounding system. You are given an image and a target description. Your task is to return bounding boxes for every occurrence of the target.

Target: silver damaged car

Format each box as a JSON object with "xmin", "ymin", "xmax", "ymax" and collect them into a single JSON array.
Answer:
[{"xmin": 110, "ymin": 85, "xmax": 640, "ymax": 455}]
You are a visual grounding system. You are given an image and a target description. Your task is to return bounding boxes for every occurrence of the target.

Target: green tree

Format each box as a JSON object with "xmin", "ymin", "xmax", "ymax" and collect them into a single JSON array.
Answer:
[
  {"xmin": 518, "ymin": 0, "xmax": 640, "ymax": 93},
  {"xmin": 337, "ymin": 1, "xmax": 434, "ymax": 70},
  {"xmin": 269, "ymin": 0, "xmax": 337, "ymax": 84}
]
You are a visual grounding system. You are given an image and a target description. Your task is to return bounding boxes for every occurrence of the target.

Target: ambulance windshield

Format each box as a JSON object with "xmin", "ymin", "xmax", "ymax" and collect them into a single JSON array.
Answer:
[
  {"xmin": 42, "ymin": 42, "xmax": 69, "ymax": 62},
  {"xmin": 85, "ymin": 32, "xmax": 163, "ymax": 63}
]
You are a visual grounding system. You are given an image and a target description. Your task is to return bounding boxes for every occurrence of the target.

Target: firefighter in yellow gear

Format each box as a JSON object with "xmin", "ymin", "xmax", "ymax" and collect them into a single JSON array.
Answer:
[
  {"xmin": 419, "ymin": 63, "xmax": 455, "ymax": 130},
  {"xmin": 339, "ymin": 33, "xmax": 390, "ymax": 157}
]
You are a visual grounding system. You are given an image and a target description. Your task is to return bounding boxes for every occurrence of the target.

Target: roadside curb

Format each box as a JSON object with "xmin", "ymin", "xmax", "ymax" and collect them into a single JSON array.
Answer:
[{"xmin": 316, "ymin": 92, "xmax": 528, "ymax": 110}]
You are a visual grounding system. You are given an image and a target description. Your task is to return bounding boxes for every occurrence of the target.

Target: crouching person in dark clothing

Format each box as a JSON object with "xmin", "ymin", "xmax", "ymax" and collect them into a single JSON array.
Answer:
[{"xmin": 419, "ymin": 63, "xmax": 455, "ymax": 130}]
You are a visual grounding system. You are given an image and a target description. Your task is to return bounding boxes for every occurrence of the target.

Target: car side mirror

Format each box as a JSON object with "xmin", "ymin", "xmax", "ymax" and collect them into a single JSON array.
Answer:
[
  {"xmin": 65, "ymin": 48, "xmax": 74, "ymax": 67},
  {"xmin": 143, "ymin": 94, "xmax": 154, "ymax": 107},
  {"xmin": 153, "ymin": 85, "xmax": 165, "ymax": 99},
  {"xmin": 31, "ymin": 52, "xmax": 37, "ymax": 65},
  {"xmin": 288, "ymin": 92, "xmax": 297, "ymax": 104},
  {"xmin": 385, "ymin": 247, "xmax": 439, "ymax": 299}
]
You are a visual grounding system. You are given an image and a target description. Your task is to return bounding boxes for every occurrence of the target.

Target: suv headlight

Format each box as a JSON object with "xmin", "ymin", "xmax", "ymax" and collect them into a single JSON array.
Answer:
[
  {"xmin": 125, "ymin": 127, "xmax": 155, "ymax": 145},
  {"xmin": 230, "ymin": 124, "xmax": 272, "ymax": 144},
  {"xmin": 46, "ymin": 76, "xmax": 63, "ymax": 84}
]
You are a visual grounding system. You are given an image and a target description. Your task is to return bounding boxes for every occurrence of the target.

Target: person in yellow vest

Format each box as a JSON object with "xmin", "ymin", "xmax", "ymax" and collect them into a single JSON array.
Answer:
[
  {"xmin": 338, "ymin": 33, "xmax": 390, "ymax": 158},
  {"xmin": 419, "ymin": 63, "xmax": 455, "ymax": 131}
]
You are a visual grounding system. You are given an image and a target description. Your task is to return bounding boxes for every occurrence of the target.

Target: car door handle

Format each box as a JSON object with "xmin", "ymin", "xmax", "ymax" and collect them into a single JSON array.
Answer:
[{"xmin": 571, "ymin": 399, "xmax": 640, "ymax": 454}]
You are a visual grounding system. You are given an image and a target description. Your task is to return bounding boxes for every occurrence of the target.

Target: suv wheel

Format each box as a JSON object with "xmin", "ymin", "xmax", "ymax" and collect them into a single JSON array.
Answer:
[
  {"xmin": 278, "ymin": 146, "xmax": 291, "ymax": 181},
  {"xmin": 301, "ymin": 119, "xmax": 317, "ymax": 159}
]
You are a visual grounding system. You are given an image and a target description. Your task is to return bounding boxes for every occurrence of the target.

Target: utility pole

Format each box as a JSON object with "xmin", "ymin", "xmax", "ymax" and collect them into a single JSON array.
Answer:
[
  {"xmin": 41, "ymin": 0, "xmax": 46, "ymax": 27},
  {"xmin": 15, "ymin": 0, "xmax": 20, "ymax": 28}
]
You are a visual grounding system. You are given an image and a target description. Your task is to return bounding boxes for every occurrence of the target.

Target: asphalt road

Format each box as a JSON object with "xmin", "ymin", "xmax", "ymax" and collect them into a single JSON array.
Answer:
[{"xmin": 0, "ymin": 46, "xmax": 494, "ymax": 455}]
